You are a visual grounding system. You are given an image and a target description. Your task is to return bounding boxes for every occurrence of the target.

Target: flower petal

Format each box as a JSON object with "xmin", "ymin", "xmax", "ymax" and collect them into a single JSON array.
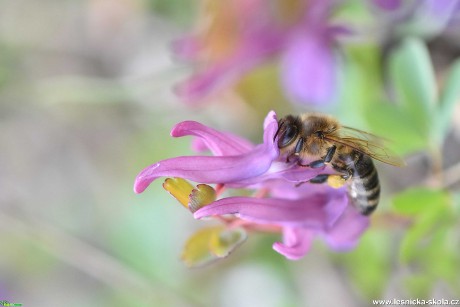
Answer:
[
  {"xmin": 422, "ymin": 0, "xmax": 460, "ymax": 22},
  {"xmin": 323, "ymin": 205, "xmax": 370, "ymax": 251},
  {"xmin": 133, "ymin": 112, "xmax": 279, "ymax": 194},
  {"xmin": 227, "ymin": 163, "xmax": 323, "ymax": 188},
  {"xmin": 191, "ymin": 138, "xmax": 210, "ymax": 154},
  {"xmin": 175, "ymin": 35, "xmax": 283, "ymax": 103},
  {"xmin": 194, "ymin": 189, "xmax": 347, "ymax": 228},
  {"xmin": 323, "ymin": 188, "xmax": 349, "ymax": 227},
  {"xmin": 269, "ymin": 181, "xmax": 347, "ymax": 202},
  {"xmin": 272, "ymin": 227, "xmax": 314, "ymax": 260},
  {"xmin": 412, "ymin": 0, "xmax": 460, "ymax": 35},
  {"xmin": 171, "ymin": 120, "xmax": 254, "ymax": 156},
  {"xmin": 194, "ymin": 196, "xmax": 327, "ymax": 227},
  {"xmin": 281, "ymin": 32, "xmax": 337, "ymax": 104},
  {"xmin": 135, "ymin": 153, "xmax": 270, "ymax": 194},
  {"xmin": 276, "ymin": 164, "xmax": 327, "ymax": 182}
]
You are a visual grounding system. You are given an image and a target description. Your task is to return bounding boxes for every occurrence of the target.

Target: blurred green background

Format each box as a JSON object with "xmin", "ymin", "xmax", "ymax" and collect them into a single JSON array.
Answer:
[{"xmin": 1, "ymin": 1, "xmax": 459, "ymax": 306}]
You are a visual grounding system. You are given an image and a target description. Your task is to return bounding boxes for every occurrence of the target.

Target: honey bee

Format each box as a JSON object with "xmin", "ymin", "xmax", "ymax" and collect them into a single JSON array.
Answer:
[{"xmin": 275, "ymin": 113, "xmax": 404, "ymax": 215}]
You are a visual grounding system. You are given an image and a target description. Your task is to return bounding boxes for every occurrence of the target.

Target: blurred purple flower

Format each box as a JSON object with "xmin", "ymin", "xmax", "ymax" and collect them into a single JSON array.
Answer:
[
  {"xmin": 134, "ymin": 111, "xmax": 369, "ymax": 260},
  {"xmin": 174, "ymin": 0, "xmax": 347, "ymax": 106},
  {"xmin": 372, "ymin": 0, "xmax": 460, "ymax": 35},
  {"xmin": 418, "ymin": 0, "xmax": 460, "ymax": 29}
]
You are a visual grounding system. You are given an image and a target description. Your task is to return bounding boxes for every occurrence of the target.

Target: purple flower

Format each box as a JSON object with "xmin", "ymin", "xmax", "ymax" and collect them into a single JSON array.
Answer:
[
  {"xmin": 416, "ymin": 0, "xmax": 460, "ymax": 30},
  {"xmin": 174, "ymin": 0, "xmax": 347, "ymax": 106},
  {"xmin": 134, "ymin": 111, "xmax": 369, "ymax": 261},
  {"xmin": 372, "ymin": 0, "xmax": 460, "ymax": 36}
]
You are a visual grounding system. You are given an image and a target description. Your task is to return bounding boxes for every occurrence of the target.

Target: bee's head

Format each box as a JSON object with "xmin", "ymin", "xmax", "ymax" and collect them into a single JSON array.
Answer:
[
  {"xmin": 275, "ymin": 115, "xmax": 302, "ymax": 149},
  {"xmin": 275, "ymin": 114, "xmax": 339, "ymax": 158}
]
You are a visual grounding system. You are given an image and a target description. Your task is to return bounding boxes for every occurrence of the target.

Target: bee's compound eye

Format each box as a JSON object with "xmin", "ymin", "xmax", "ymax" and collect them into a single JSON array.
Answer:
[{"xmin": 279, "ymin": 125, "xmax": 298, "ymax": 147}]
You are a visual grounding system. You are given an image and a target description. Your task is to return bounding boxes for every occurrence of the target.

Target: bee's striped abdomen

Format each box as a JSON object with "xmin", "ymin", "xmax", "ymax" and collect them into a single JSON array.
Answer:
[{"xmin": 348, "ymin": 153, "xmax": 380, "ymax": 215}]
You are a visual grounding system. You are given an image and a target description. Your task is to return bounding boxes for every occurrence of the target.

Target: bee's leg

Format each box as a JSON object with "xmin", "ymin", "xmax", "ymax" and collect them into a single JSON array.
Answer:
[
  {"xmin": 303, "ymin": 145, "xmax": 337, "ymax": 168},
  {"xmin": 306, "ymin": 165, "xmax": 353, "ymax": 189},
  {"xmin": 326, "ymin": 168, "xmax": 353, "ymax": 188},
  {"xmin": 295, "ymin": 173, "xmax": 327, "ymax": 187},
  {"xmin": 288, "ymin": 138, "xmax": 305, "ymax": 164},
  {"xmin": 324, "ymin": 145, "xmax": 337, "ymax": 163},
  {"xmin": 309, "ymin": 174, "xmax": 329, "ymax": 183},
  {"xmin": 306, "ymin": 173, "xmax": 348, "ymax": 189},
  {"xmin": 340, "ymin": 168, "xmax": 353, "ymax": 180}
]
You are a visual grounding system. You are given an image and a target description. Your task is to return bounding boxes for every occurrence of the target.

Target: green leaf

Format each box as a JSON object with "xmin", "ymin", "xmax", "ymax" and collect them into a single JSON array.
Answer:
[
  {"xmin": 403, "ymin": 222, "xmax": 460, "ymax": 294},
  {"xmin": 423, "ymin": 226, "xmax": 459, "ymax": 283},
  {"xmin": 147, "ymin": 0, "xmax": 196, "ymax": 25},
  {"xmin": 454, "ymin": 192, "xmax": 460, "ymax": 214},
  {"xmin": 399, "ymin": 206, "xmax": 446, "ymax": 262},
  {"xmin": 393, "ymin": 189, "xmax": 459, "ymax": 295},
  {"xmin": 404, "ymin": 275, "xmax": 433, "ymax": 299},
  {"xmin": 392, "ymin": 187, "xmax": 452, "ymax": 263},
  {"xmin": 336, "ymin": 44, "xmax": 382, "ymax": 127},
  {"xmin": 338, "ymin": 230, "xmax": 391, "ymax": 299},
  {"xmin": 364, "ymin": 102, "xmax": 427, "ymax": 155},
  {"xmin": 392, "ymin": 188, "xmax": 450, "ymax": 215},
  {"xmin": 434, "ymin": 58, "xmax": 460, "ymax": 144},
  {"xmin": 389, "ymin": 38, "xmax": 436, "ymax": 137}
]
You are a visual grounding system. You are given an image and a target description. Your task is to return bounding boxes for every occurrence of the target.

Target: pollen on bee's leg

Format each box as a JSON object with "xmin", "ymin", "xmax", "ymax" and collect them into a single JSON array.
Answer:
[{"xmin": 327, "ymin": 175, "xmax": 347, "ymax": 189}]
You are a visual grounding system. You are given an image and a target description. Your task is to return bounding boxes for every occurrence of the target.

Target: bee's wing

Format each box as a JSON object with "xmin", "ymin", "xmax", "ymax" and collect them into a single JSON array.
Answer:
[
  {"xmin": 340, "ymin": 126, "xmax": 391, "ymax": 142},
  {"xmin": 325, "ymin": 126, "xmax": 406, "ymax": 167}
]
